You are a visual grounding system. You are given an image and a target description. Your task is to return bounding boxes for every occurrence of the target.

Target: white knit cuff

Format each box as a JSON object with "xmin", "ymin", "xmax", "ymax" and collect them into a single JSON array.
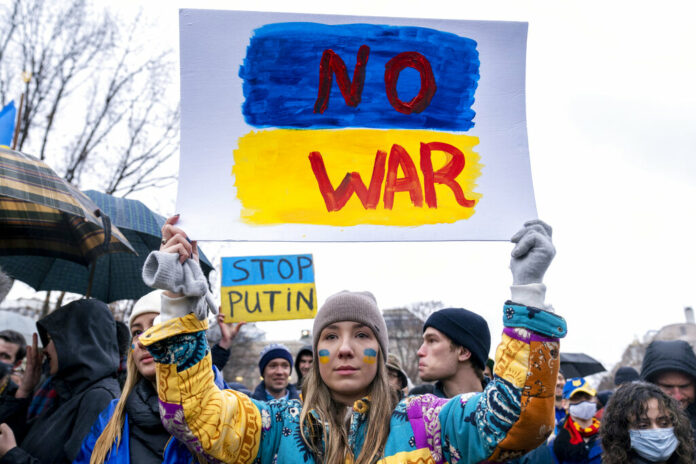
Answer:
[
  {"xmin": 154, "ymin": 293, "xmax": 194, "ymax": 324},
  {"xmin": 510, "ymin": 283, "xmax": 549, "ymax": 311}
]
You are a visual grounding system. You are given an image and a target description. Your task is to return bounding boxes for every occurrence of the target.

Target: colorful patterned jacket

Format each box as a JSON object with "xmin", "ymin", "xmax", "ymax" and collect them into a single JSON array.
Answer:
[{"xmin": 141, "ymin": 300, "xmax": 566, "ymax": 464}]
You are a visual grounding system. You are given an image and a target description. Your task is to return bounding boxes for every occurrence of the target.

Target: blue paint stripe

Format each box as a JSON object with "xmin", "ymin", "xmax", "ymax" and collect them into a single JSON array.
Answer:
[
  {"xmin": 221, "ymin": 255, "xmax": 315, "ymax": 286},
  {"xmin": 240, "ymin": 22, "xmax": 479, "ymax": 130}
]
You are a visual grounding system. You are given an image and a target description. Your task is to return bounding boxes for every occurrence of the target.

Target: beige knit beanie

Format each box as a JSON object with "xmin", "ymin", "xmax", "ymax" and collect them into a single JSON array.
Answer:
[{"xmin": 312, "ymin": 290, "xmax": 388, "ymax": 356}]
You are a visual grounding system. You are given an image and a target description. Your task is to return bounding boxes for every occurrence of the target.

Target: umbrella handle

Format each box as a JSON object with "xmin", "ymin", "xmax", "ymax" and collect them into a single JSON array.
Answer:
[
  {"xmin": 86, "ymin": 261, "xmax": 95, "ymax": 299},
  {"xmin": 84, "ymin": 211, "xmax": 111, "ymax": 299},
  {"xmin": 97, "ymin": 211, "xmax": 112, "ymax": 249}
]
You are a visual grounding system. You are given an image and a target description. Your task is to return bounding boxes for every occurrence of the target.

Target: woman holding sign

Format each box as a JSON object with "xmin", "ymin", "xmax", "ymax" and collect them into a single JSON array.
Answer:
[{"xmin": 137, "ymin": 217, "xmax": 566, "ymax": 463}]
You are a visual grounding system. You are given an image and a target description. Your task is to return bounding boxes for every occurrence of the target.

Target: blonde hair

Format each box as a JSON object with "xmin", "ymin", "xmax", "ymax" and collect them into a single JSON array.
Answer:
[
  {"xmin": 90, "ymin": 350, "xmax": 141, "ymax": 464},
  {"xmin": 299, "ymin": 349, "xmax": 398, "ymax": 464}
]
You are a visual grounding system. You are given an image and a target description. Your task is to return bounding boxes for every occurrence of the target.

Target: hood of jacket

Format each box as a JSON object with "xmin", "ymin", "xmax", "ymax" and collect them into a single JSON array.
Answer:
[
  {"xmin": 37, "ymin": 299, "xmax": 119, "ymax": 395},
  {"xmin": 641, "ymin": 340, "xmax": 696, "ymax": 383},
  {"xmin": 294, "ymin": 344, "xmax": 313, "ymax": 381}
]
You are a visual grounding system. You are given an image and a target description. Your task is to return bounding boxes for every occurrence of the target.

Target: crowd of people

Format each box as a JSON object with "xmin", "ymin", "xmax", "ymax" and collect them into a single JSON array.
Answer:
[{"xmin": 0, "ymin": 218, "xmax": 691, "ymax": 463}]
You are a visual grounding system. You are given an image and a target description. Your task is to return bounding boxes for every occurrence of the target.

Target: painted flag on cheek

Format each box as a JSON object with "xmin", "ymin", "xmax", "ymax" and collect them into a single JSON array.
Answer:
[
  {"xmin": 318, "ymin": 349, "xmax": 330, "ymax": 364},
  {"xmin": 363, "ymin": 348, "xmax": 377, "ymax": 364}
]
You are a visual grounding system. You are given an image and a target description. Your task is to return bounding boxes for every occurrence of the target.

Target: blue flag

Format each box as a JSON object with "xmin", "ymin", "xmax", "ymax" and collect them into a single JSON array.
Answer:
[{"xmin": 0, "ymin": 101, "xmax": 17, "ymax": 147}]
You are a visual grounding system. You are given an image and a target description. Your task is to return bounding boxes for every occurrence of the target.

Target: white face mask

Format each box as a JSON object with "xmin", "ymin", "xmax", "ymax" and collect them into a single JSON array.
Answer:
[
  {"xmin": 569, "ymin": 401, "xmax": 597, "ymax": 420},
  {"xmin": 630, "ymin": 427, "xmax": 679, "ymax": 462}
]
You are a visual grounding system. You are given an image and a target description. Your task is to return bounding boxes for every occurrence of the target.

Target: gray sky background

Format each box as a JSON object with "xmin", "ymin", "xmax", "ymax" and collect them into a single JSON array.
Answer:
[{"xmin": 11, "ymin": 0, "xmax": 695, "ymax": 375}]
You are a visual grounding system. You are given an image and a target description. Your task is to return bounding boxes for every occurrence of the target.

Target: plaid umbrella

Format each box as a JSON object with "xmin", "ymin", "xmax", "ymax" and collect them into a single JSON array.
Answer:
[
  {"xmin": 0, "ymin": 190, "xmax": 214, "ymax": 303},
  {"xmin": 0, "ymin": 147, "xmax": 135, "ymax": 264}
]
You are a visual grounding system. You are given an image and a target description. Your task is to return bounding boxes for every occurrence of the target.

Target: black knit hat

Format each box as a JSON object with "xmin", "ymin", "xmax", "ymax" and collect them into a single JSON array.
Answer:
[
  {"xmin": 423, "ymin": 308, "xmax": 490, "ymax": 370},
  {"xmin": 614, "ymin": 366, "xmax": 640, "ymax": 386},
  {"xmin": 258, "ymin": 343, "xmax": 294, "ymax": 376}
]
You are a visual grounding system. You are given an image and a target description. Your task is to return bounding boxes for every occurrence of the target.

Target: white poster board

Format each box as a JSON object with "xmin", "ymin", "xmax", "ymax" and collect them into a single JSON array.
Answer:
[{"xmin": 177, "ymin": 10, "xmax": 536, "ymax": 241}]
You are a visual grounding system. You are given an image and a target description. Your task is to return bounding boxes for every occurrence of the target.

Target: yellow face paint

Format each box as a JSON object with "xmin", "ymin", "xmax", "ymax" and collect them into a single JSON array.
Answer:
[
  {"xmin": 318, "ymin": 349, "xmax": 330, "ymax": 364},
  {"xmin": 363, "ymin": 348, "xmax": 377, "ymax": 364}
]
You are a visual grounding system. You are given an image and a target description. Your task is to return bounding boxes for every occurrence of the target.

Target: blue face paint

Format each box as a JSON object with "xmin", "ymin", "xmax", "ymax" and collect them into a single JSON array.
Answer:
[
  {"xmin": 131, "ymin": 343, "xmax": 135, "ymax": 350},
  {"xmin": 363, "ymin": 348, "xmax": 377, "ymax": 364}
]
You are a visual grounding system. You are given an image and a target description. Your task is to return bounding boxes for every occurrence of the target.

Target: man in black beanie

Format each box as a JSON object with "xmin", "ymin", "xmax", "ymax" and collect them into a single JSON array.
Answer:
[{"xmin": 410, "ymin": 307, "xmax": 491, "ymax": 398}]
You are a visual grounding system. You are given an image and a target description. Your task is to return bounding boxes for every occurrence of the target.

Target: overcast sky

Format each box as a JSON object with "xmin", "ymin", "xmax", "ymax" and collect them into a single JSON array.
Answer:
[{"xmin": 11, "ymin": 0, "xmax": 695, "ymax": 376}]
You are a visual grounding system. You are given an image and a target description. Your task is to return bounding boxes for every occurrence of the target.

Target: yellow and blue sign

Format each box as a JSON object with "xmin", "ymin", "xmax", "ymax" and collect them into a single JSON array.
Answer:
[
  {"xmin": 177, "ymin": 10, "xmax": 536, "ymax": 241},
  {"xmin": 232, "ymin": 22, "xmax": 483, "ymax": 227},
  {"xmin": 220, "ymin": 254, "xmax": 317, "ymax": 323}
]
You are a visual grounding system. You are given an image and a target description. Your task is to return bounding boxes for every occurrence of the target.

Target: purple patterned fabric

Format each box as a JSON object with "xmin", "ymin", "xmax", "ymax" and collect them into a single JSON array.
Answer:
[
  {"xmin": 407, "ymin": 394, "xmax": 449, "ymax": 464},
  {"xmin": 503, "ymin": 326, "xmax": 557, "ymax": 343},
  {"xmin": 158, "ymin": 400, "xmax": 227, "ymax": 464}
]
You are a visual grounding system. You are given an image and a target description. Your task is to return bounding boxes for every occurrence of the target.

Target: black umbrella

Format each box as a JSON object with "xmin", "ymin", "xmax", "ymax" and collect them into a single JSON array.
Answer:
[
  {"xmin": 560, "ymin": 352, "xmax": 606, "ymax": 378},
  {"xmin": 0, "ymin": 191, "xmax": 214, "ymax": 302}
]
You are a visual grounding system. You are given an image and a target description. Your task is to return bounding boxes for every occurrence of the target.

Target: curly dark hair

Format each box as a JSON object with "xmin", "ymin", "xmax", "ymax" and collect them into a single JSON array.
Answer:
[{"xmin": 601, "ymin": 381, "xmax": 694, "ymax": 464}]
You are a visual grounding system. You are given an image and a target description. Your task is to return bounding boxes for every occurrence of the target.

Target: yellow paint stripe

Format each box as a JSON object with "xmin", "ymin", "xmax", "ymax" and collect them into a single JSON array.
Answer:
[
  {"xmin": 233, "ymin": 129, "xmax": 481, "ymax": 226},
  {"xmin": 220, "ymin": 282, "xmax": 317, "ymax": 322}
]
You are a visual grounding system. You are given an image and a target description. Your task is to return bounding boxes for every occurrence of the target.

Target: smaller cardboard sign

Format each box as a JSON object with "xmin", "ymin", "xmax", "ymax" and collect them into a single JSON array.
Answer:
[{"xmin": 220, "ymin": 254, "xmax": 317, "ymax": 322}]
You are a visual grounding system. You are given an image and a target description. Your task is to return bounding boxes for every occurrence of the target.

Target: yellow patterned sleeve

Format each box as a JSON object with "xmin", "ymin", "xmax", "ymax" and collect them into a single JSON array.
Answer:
[{"xmin": 141, "ymin": 314, "xmax": 263, "ymax": 463}]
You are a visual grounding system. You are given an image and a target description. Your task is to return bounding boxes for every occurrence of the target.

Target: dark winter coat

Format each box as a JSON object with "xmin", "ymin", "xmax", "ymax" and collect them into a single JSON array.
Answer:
[
  {"xmin": 552, "ymin": 421, "xmax": 602, "ymax": 464},
  {"xmin": 0, "ymin": 299, "xmax": 120, "ymax": 464},
  {"xmin": 409, "ymin": 377, "xmax": 489, "ymax": 398},
  {"xmin": 409, "ymin": 381, "xmax": 447, "ymax": 398},
  {"xmin": 74, "ymin": 379, "xmax": 191, "ymax": 464},
  {"xmin": 251, "ymin": 380, "xmax": 300, "ymax": 402},
  {"xmin": 209, "ymin": 344, "xmax": 252, "ymax": 396},
  {"xmin": 75, "ymin": 364, "xmax": 241, "ymax": 464}
]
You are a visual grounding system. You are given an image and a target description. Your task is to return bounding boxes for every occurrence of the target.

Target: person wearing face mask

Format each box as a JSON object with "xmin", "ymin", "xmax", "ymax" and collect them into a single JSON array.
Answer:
[
  {"xmin": 601, "ymin": 381, "xmax": 694, "ymax": 464},
  {"xmin": 553, "ymin": 378, "xmax": 602, "ymax": 463}
]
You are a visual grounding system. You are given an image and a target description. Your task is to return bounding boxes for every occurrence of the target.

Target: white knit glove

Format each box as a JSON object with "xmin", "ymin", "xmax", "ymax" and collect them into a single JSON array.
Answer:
[
  {"xmin": 142, "ymin": 251, "xmax": 217, "ymax": 321},
  {"xmin": 510, "ymin": 219, "xmax": 555, "ymax": 286}
]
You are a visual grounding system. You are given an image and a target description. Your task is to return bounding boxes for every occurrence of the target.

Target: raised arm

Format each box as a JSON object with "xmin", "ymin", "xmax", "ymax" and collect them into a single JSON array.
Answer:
[
  {"xmin": 138, "ymin": 217, "xmax": 264, "ymax": 463},
  {"xmin": 430, "ymin": 220, "xmax": 566, "ymax": 462}
]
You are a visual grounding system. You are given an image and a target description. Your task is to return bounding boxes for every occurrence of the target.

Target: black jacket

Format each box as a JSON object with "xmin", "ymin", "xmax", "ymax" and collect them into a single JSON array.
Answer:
[
  {"xmin": 251, "ymin": 380, "xmax": 300, "ymax": 402},
  {"xmin": 0, "ymin": 299, "xmax": 120, "ymax": 464}
]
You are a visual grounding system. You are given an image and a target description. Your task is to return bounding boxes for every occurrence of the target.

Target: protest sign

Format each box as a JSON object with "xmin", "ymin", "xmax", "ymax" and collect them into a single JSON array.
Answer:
[
  {"xmin": 177, "ymin": 10, "xmax": 536, "ymax": 241},
  {"xmin": 220, "ymin": 254, "xmax": 317, "ymax": 322}
]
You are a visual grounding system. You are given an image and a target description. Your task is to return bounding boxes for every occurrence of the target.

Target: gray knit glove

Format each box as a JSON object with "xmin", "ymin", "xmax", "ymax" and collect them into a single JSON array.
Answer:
[
  {"xmin": 142, "ymin": 251, "xmax": 217, "ymax": 320},
  {"xmin": 510, "ymin": 219, "xmax": 555, "ymax": 285}
]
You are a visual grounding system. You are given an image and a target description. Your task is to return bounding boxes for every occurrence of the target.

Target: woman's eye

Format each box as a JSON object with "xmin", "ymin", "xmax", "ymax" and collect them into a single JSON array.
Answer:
[
  {"xmin": 131, "ymin": 330, "xmax": 143, "ymax": 339},
  {"xmin": 356, "ymin": 332, "xmax": 371, "ymax": 339},
  {"xmin": 324, "ymin": 333, "xmax": 337, "ymax": 340}
]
